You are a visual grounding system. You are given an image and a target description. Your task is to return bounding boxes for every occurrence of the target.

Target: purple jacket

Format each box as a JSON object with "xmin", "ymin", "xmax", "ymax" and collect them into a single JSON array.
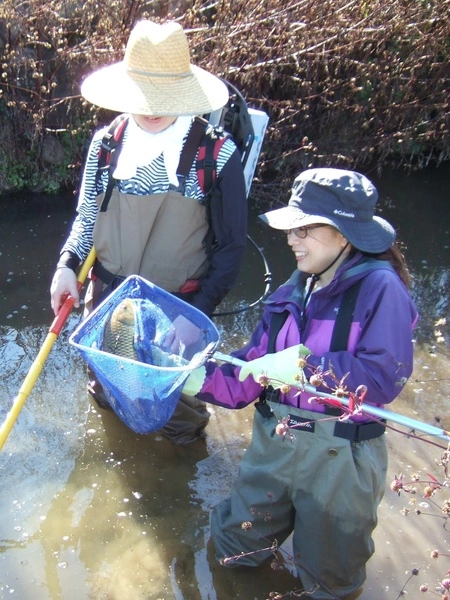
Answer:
[{"xmin": 199, "ymin": 252, "xmax": 418, "ymax": 419}]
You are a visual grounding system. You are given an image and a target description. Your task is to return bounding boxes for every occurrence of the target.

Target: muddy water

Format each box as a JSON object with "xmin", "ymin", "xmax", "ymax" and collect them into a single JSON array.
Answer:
[{"xmin": 0, "ymin": 165, "xmax": 449, "ymax": 600}]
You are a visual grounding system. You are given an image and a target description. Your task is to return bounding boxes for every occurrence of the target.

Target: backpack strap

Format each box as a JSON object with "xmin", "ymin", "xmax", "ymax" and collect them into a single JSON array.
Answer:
[
  {"xmin": 97, "ymin": 114, "xmax": 129, "ymax": 213},
  {"xmin": 196, "ymin": 132, "xmax": 227, "ymax": 197},
  {"xmin": 169, "ymin": 116, "xmax": 209, "ymax": 194},
  {"xmin": 216, "ymin": 79, "xmax": 255, "ymax": 169},
  {"xmin": 169, "ymin": 115, "xmax": 227, "ymax": 197},
  {"xmin": 97, "ymin": 114, "xmax": 129, "ymax": 172}
]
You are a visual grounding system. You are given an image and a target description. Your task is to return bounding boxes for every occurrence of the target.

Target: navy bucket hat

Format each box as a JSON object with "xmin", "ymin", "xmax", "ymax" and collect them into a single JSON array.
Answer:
[{"xmin": 259, "ymin": 168, "xmax": 396, "ymax": 253}]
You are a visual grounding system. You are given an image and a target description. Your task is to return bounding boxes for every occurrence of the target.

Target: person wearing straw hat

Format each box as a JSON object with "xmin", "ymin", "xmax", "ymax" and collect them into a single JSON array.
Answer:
[
  {"xmin": 50, "ymin": 20, "xmax": 247, "ymax": 444},
  {"xmin": 182, "ymin": 168, "xmax": 418, "ymax": 599}
]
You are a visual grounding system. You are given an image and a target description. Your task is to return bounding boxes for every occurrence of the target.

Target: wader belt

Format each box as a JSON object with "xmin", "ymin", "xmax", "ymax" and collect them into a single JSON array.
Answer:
[
  {"xmin": 268, "ymin": 406, "xmax": 386, "ymax": 441},
  {"xmin": 92, "ymin": 260, "xmax": 124, "ymax": 287},
  {"xmin": 92, "ymin": 259, "xmax": 201, "ymax": 306},
  {"xmin": 89, "ymin": 260, "xmax": 125, "ymax": 308}
]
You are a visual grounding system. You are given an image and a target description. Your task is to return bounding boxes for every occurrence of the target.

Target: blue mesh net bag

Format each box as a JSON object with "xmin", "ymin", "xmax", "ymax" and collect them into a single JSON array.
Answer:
[{"xmin": 69, "ymin": 275, "xmax": 220, "ymax": 434}]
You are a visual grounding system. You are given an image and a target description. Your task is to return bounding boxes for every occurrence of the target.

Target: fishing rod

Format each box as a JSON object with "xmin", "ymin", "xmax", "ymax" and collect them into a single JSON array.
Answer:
[
  {"xmin": 213, "ymin": 351, "xmax": 450, "ymax": 443},
  {"xmin": 0, "ymin": 247, "xmax": 97, "ymax": 451}
]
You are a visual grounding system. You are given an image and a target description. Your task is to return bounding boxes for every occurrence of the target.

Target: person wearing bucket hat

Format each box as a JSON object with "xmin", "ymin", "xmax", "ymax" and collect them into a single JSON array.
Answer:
[
  {"xmin": 49, "ymin": 20, "xmax": 248, "ymax": 445},
  {"xmin": 259, "ymin": 167, "xmax": 396, "ymax": 253},
  {"xmin": 182, "ymin": 167, "xmax": 418, "ymax": 598}
]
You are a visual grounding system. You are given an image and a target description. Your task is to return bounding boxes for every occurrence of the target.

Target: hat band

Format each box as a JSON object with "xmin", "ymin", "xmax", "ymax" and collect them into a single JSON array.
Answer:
[{"xmin": 127, "ymin": 67, "xmax": 193, "ymax": 79}]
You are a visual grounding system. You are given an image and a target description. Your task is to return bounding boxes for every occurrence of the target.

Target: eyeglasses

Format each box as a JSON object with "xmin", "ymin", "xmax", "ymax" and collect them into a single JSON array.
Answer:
[{"xmin": 284, "ymin": 224, "xmax": 328, "ymax": 238}]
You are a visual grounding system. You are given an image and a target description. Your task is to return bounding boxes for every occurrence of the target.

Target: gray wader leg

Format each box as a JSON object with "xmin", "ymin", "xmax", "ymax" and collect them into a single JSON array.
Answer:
[
  {"xmin": 210, "ymin": 404, "xmax": 387, "ymax": 600},
  {"xmin": 159, "ymin": 393, "xmax": 210, "ymax": 445}
]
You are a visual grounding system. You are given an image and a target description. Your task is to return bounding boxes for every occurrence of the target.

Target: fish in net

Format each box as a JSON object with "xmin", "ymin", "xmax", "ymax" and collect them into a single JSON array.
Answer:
[{"xmin": 69, "ymin": 275, "xmax": 220, "ymax": 433}]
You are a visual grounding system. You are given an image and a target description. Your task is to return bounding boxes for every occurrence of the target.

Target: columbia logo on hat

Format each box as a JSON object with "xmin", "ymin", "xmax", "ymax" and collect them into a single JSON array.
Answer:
[{"xmin": 333, "ymin": 209, "xmax": 355, "ymax": 219}]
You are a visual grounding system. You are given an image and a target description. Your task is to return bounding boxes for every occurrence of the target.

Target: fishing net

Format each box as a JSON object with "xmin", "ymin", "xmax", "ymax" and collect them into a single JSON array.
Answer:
[{"xmin": 69, "ymin": 275, "xmax": 220, "ymax": 434}]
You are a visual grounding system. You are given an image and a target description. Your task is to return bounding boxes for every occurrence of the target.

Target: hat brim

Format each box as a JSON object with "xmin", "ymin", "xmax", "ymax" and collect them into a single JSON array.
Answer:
[
  {"xmin": 259, "ymin": 206, "xmax": 334, "ymax": 231},
  {"xmin": 80, "ymin": 62, "xmax": 229, "ymax": 116},
  {"xmin": 259, "ymin": 206, "xmax": 396, "ymax": 253}
]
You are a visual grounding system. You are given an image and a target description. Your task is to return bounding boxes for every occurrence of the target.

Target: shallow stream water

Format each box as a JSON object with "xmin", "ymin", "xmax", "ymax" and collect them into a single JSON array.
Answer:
[{"xmin": 0, "ymin": 164, "xmax": 449, "ymax": 599}]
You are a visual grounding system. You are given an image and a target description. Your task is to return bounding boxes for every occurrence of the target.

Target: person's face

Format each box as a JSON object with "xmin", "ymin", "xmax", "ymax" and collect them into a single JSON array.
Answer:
[
  {"xmin": 132, "ymin": 115, "xmax": 177, "ymax": 133},
  {"xmin": 286, "ymin": 224, "xmax": 350, "ymax": 283}
]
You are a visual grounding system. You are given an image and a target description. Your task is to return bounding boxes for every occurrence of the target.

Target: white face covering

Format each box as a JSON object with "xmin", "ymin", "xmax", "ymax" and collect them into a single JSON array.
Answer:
[{"xmin": 113, "ymin": 115, "xmax": 194, "ymax": 186}]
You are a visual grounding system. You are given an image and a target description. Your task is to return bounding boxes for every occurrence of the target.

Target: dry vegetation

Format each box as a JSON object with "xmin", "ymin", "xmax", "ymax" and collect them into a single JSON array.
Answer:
[{"xmin": 0, "ymin": 0, "xmax": 449, "ymax": 196}]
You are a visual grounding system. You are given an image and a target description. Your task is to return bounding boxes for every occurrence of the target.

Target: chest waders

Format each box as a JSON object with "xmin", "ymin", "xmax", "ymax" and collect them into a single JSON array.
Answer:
[
  {"xmin": 86, "ymin": 119, "xmax": 231, "ymax": 443},
  {"xmin": 88, "ymin": 187, "xmax": 209, "ymax": 308},
  {"xmin": 88, "ymin": 117, "xmax": 226, "ymax": 310},
  {"xmin": 209, "ymin": 261, "xmax": 394, "ymax": 595}
]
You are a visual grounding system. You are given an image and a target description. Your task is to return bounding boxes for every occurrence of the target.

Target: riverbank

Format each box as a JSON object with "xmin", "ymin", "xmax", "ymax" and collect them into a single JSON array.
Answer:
[{"xmin": 0, "ymin": 0, "xmax": 449, "ymax": 195}]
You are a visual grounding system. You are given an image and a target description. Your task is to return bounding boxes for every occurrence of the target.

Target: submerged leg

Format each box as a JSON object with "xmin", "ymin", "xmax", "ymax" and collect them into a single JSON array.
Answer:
[{"xmin": 159, "ymin": 393, "xmax": 210, "ymax": 445}]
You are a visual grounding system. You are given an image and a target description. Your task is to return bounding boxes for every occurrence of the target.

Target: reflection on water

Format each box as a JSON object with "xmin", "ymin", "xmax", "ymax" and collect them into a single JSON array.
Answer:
[{"xmin": 0, "ymin": 165, "xmax": 449, "ymax": 599}]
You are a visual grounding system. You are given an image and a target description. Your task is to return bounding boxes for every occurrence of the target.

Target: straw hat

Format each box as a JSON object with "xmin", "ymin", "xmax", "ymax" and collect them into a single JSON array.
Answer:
[
  {"xmin": 260, "ymin": 168, "xmax": 396, "ymax": 253},
  {"xmin": 80, "ymin": 20, "xmax": 229, "ymax": 116}
]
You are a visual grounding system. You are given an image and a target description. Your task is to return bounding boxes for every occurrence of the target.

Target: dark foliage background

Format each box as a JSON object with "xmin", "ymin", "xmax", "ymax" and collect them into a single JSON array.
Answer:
[{"xmin": 0, "ymin": 0, "xmax": 449, "ymax": 197}]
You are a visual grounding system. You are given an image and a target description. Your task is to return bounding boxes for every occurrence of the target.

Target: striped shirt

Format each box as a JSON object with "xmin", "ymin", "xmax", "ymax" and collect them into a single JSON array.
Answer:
[{"xmin": 63, "ymin": 124, "xmax": 237, "ymax": 260}]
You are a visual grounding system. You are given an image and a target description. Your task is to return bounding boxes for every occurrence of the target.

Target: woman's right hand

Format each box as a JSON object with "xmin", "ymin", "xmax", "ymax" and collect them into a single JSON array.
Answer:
[{"xmin": 50, "ymin": 268, "xmax": 80, "ymax": 316}]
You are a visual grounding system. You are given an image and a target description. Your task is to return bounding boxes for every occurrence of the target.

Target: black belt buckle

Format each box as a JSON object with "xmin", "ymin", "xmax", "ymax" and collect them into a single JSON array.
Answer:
[{"xmin": 255, "ymin": 399, "xmax": 274, "ymax": 419}]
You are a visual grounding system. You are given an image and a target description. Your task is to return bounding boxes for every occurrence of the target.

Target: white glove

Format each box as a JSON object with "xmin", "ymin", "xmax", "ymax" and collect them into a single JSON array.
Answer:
[
  {"xmin": 238, "ymin": 344, "xmax": 310, "ymax": 389},
  {"xmin": 182, "ymin": 366, "xmax": 206, "ymax": 397}
]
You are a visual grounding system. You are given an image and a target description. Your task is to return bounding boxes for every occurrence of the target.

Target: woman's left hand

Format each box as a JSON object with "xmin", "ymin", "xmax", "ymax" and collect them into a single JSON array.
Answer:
[{"xmin": 238, "ymin": 344, "xmax": 311, "ymax": 389}]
